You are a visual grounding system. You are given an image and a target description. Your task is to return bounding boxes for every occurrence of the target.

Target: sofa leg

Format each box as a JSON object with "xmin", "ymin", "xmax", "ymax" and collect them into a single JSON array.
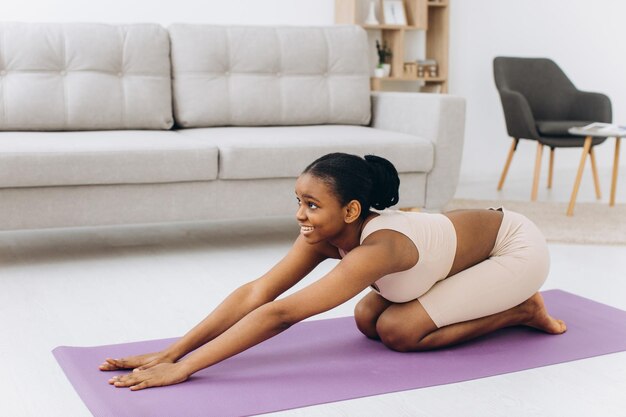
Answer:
[
  {"xmin": 497, "ymin": 138, "xmax": 518, "ymax": 191},
  {"xmin": 531, "ymin": 142, "xmax": 543, "ymax": 201}
]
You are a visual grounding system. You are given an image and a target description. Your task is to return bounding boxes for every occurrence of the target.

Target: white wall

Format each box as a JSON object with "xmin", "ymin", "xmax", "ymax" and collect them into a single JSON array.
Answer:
[
  {"xmin": 2, "ymin": 0, "xmax": 334, "ymax": 25},
  {"xmin": 3, "ymin": 0, "xmax": 624, "ymax": 186},
  {"xmin": 449, "ymin": 0, "xmax": 626, "ymax": 185}
]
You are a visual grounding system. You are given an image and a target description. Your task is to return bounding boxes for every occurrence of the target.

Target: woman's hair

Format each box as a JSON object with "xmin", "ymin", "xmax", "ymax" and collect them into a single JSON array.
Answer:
[{"xmin": 302, "ymin": 153, "xmax": 400, "ymax": 217}]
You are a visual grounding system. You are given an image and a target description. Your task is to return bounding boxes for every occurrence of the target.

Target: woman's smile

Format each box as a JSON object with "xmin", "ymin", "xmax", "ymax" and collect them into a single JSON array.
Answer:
[{"xmin": 299, "ymin": 224, "xmax": 314, "ymax": 234}]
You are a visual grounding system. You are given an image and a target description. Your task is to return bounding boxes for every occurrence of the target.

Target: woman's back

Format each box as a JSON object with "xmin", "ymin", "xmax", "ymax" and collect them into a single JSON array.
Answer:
[{"xmin": 444, "ymin": 209, "xmax": 504, "ymax": 276}]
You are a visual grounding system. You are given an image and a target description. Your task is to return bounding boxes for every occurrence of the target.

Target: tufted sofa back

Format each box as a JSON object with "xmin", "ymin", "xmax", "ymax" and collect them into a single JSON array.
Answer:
[
  {"xmin": 0, "ymin": 23, "xmax": 173, "ymax": 131},
  {"xmin": 0, "ymin": 23, "xmax": 371, "ymax": 131},
  {"xmin": 168, "ymin": 24, "xmax": 371, "ymax": 127}
]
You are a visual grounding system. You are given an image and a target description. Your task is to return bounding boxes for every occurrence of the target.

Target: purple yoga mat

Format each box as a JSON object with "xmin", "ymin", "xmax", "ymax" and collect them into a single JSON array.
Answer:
[{"xmin": 54, "ymin": 290, "xmax": 626, "ymax": 417}]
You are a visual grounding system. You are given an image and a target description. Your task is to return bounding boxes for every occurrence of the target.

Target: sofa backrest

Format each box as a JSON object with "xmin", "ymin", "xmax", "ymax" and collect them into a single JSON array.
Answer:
[
  {"xmin": 169, "ymin": 24, "xmax": 371, "ymax": 127},
  {"xmin": 0, "ymin": 23, "xmax": 173, "ymax": 131}
]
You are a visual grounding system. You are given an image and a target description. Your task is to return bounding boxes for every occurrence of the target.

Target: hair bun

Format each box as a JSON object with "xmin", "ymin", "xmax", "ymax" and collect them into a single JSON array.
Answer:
[{"xmin": 364, "ymin": 155, "xmax": 400, "ymax": 210}]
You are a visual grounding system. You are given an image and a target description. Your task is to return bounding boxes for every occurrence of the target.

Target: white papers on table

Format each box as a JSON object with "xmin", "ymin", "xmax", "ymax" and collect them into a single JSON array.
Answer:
[{"xmin": 577, "ymin": 122, "xmax": 626, "ymax": 136}]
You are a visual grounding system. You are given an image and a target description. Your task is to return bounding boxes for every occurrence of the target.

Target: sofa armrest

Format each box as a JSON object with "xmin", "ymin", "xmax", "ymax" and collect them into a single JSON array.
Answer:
[{"xmin": 370, "ymin": 92, "xmax": 466, "ymax": 211}]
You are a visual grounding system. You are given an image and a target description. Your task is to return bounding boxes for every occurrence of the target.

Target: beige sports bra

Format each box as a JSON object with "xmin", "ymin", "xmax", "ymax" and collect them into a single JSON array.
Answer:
[{"xmin": 339, "ymin": 210, "xmax": 457, "ymax": 303}]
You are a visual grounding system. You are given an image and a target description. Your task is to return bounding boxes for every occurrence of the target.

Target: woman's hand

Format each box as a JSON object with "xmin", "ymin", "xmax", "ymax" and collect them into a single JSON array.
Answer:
[
  {"xmin": 99, "ymin": 351, "xmax": 175, "ymax": 372},
  {"xmin": 108, "ymin": 362, "xmax": 191, "ymax": 391}
]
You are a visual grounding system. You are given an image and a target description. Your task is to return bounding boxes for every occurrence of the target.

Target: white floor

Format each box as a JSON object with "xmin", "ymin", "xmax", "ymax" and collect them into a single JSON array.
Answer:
[{"xmin": 1, "ymin": 170, "xmax": 626, "ymax": 417}]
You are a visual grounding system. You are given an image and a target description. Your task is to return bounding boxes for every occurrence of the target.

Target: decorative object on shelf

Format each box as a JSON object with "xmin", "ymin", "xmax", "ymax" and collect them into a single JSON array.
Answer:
[
  {"xmin": 382, "ymin": 63, "xmax": 391, "ymax": 77},
  {"xmin": 374, "ymin": 66, "xmax": 385, "ymax": 78},
  {"xmin": 364, "ymin": 1, "xmax": 380, "ymax": 25},
  {"xmin": 416, "ymin": 60, "xmax": 425, "ymax": 78},
  {"xmin": 423, "ymin": 59, "xmax": 438, "ymax": 77},
  {"xmin": 403, "ymin": 62, "xmax": 417, "ymax": 77},
  {"xmin": 375, "ymin": 40, "xmax": 392, "ymax": 64},
  {"xmin": 376, "ymin": 40, "xmax": 393, "ymax": 77},
  {"xmin": 382, "ymin": 0, "xmax": 407, "ymax": 25}
]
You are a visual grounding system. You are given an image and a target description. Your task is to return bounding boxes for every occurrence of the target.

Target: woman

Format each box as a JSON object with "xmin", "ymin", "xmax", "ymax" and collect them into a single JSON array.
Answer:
[{"xmin": 100, "ymin": 153, "xmax": 566, "ymax": 391}]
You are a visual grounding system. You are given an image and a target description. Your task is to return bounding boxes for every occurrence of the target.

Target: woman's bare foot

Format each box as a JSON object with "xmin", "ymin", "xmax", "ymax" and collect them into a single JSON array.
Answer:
[{"xmin": 519, "ymin": 293, "xmax": 567, "ymax": 334}]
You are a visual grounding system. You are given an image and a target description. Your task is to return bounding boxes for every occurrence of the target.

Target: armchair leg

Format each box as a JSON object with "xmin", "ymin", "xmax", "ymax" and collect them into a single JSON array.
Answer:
[
  {"xmin": 547, "ymin": 147, "xmax": 554, "ymax": 189},
  {"xmin": 589, "ymin": 146, "xmax": 602, "ymax": 199},
  {"xmin": 498, "ymin": 138, "xmax": 518, "ymax": 190},
  {"xmin": 531, "ymin": 142, "xmax": 543, "ymax": 201},
  {"xmin": 567, "ymin": 136, "xmax": 593, "ymax": 216}
]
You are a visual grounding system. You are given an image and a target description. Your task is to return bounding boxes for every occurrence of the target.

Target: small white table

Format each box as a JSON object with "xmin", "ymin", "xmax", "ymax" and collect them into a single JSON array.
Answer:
[{"xmin": 568, "ymin": 127, "xmax": 623, "ymax": 216}]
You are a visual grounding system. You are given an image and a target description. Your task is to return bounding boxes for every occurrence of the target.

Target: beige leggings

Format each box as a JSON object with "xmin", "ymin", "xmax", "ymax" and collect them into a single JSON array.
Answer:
[{"xmin": 418, "ymin": 208, "xmax": 550, "ymax": 328}]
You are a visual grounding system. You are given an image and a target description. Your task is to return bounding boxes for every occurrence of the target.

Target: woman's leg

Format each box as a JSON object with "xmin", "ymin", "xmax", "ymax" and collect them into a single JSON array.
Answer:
[
  {"xmin": 376, "ymin": 208, "xmax": 565, "ymax": 352},
  {"xmin": 376, "ymin": 292, "xmax": 565, "ymax": 352},
  {"xmin": 354, "ymin": 290, "xmax": 393, "ymax": 339}
]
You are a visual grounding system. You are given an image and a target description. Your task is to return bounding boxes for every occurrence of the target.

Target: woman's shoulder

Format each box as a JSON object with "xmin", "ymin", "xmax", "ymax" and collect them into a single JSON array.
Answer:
[
  {"xmin": 361, "ymin": 209, "xmax": 414, "ymax": 240},
  {"xmin": 366, "ymin": 209, "xmax": 413, "ymax": 225},
  {"xmin": 358, "ymin": 210, "xmax": 420, "ymax": 269}
]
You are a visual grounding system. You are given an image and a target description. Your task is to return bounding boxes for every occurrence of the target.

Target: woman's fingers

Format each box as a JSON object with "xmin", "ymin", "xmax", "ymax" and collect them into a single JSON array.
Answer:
[
  {"xmin": 99, "ymin": 358, "xmax": 122, "ymax": 371},
  {"xmin": 109, "ymin": 373, "xmax": 134, "ymax": 386},
  {"xmin": 108, "ymin": 363, "xmax": 189, "ymax": 391},
  {"xmin": 101, "ymin": 356, "xmax": 140, "ymax": 370},
  {"xmin": 130, "ymin": 381, "xmax": 151, "ymax": 391},
  {"xmin": 134, "ymin": 359, "xmax": 159, "ymax": 372},
  {"xmin": 108, "ymin": 375, "xmax": 121, "ymax": 385},
  {"xmin": 110, "ymin": 371, "xmax": 153, "ymax": 390},
  {"xmin": 101, "ymin": 357, "xmax": 140, "ymax": 371},
  {"xmin": 100, "ymin": 352, "xmax": 171, "ymax": 372}
]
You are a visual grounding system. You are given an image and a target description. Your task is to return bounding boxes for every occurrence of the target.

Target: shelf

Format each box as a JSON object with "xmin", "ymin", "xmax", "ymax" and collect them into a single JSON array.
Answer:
[
  {"xmin": 335, "ymin": 0, "xmax": 449, "ymax": 93},
  {"xmin": 362, "ymin": 24, "xmax": 423, "ymax": 31},
  {"xmin": 372, "ymin": 76, "xmax": 446, "ymax": 82}
]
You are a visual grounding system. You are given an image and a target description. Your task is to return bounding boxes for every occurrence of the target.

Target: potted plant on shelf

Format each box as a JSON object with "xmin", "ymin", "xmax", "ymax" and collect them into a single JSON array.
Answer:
[{"xmin": 375, "ymin": 40, "xmax": 392, "ymax": 77}]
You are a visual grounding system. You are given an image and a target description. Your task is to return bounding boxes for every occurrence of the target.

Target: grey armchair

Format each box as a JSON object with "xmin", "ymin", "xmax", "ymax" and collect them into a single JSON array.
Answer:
[{"xmin": 493, "ymin": 57, "xmax": 612, "ymax": 202}]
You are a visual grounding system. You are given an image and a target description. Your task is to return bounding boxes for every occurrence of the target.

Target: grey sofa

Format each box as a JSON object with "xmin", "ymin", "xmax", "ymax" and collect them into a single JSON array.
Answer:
[{"xmin": 0, "ymin": 22, "xmax": 465, "ymax": 231}]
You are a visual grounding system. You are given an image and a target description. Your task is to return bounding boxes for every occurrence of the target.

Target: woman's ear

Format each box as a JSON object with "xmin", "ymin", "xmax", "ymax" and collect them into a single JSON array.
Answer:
[{"xmin": 344, "ymin": 200, "xmax": 362, "ymax": 224}]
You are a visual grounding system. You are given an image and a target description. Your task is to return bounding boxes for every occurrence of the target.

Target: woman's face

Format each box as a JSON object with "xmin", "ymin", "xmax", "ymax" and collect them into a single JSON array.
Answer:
[{"xmin": 294, "ymin": 173, "xmax": 347, "ymax": 244}]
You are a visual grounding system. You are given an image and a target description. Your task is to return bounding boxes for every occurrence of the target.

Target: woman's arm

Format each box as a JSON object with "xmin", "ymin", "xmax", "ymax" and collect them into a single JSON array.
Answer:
[
  {"xmin": 101, "ymin": 234, "xmax": 333, "ymax": 371},
  {"xmin": 162, "ymin": 236, "xmax": 333, "ymax": 361},
  {"xmin": 159, "ymin": 282, "xmax": 275, "ymax": 362},
  {"xmin": 110, "ymin": 232, "xmax": 409, "ymax": 390},
  {"xmin": 100, "ymin": 282, "xmax": 272, "ymax": 371}
]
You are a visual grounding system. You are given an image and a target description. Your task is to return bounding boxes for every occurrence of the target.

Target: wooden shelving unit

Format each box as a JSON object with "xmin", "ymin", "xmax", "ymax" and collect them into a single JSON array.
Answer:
[{"xmin": 335, "ymin": 0, "xmax": 449, "ymax": 93}]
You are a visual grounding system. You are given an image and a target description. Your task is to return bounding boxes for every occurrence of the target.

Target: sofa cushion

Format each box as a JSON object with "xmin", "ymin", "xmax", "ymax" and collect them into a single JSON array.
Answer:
[
  {"xmin": 177, "ymin": 125, "xmax": 433, "ymax": 179},
  {"xmin": 169, "ymin": 25, "xmax": 371, "ymax": 128},
  {"xmin": 0, "ymin": 131, "xmax": 218, "ymax": 188},
  {"xmin": 0, "ymin": 23, "xmax": 173, "ymax": 131}
]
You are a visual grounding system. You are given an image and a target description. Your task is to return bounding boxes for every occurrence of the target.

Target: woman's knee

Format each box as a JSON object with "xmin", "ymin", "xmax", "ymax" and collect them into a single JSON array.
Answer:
[
  {"xmin": 376, "ymin": 302, "xmax": 438, "ymax": 352},
  {"xmin": 376, "ymin": 312, "xmax": 415, "ymax": 352},
  {"xmin": 353, "ymin": 298, "xmax": 382, "ymax": 339}
]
